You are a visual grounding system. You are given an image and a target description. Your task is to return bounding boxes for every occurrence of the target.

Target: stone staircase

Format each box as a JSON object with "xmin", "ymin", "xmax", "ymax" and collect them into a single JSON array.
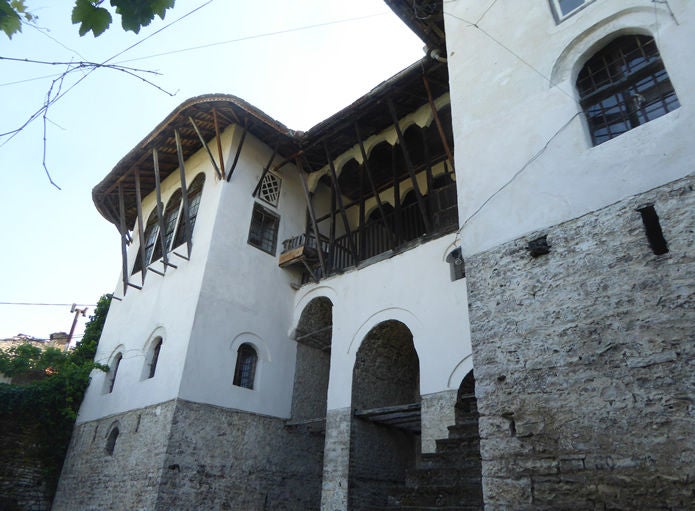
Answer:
[{"xmin": 382, "ymin": 394, "xmax": 483, "ymax": 511}]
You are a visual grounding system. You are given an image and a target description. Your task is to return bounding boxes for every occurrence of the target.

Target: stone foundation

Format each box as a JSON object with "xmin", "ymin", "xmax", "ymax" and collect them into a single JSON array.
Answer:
[
  {"xmin": 466, "ymin": 175, "xmax": 695, "ymax": 510},
  {"xmin": 54, "ymin": 399, "xmax": 324, "ymax": 511}
]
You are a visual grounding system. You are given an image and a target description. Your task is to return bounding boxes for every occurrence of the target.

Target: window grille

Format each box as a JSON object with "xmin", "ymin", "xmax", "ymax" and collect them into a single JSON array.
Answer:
[
  {"xmin": 259, "ymin": 172, "xmax": 281, "ymax": 207},
  {"xmin": 576, "ymin": 35, "xmax": 679, "ymax": 146},
  {"xmin": 233, "ymin": 344, "xmax": 258, "ymax": 389},
  {"xmin": 248, "ymin": 202, "xmax": 280, "ymax": 255}
]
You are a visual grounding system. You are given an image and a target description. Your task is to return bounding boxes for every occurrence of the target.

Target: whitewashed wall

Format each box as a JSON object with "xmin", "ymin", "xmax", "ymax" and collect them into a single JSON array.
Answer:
[
  {"xmin": 292, "ymin": 233, "xmax": 473, "ymax": 412},
  {"xmin": 445, "ymin": 0, "xmax": 694, "ymax": 256}
]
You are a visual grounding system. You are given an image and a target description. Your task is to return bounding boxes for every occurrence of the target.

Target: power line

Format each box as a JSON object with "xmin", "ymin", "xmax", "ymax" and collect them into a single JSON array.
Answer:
[
  {"xmin": 0, "ymin": 11, "xmax": 390, "ymax": 87},
  {"xmin": 0, "ymin": 302, "xmax": 96, "ymax": 307},
  {"xmin": 113, "ymin": 12, "xmax": 389, "ymax": 65}
]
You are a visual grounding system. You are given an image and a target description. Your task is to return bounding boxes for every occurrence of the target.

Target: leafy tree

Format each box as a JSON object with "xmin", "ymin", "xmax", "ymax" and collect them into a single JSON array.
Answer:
[
  {"xmin": 0, "ymin": 0, "xmax": 175, "ymax": 39},
  {"xmin": 0, "ymin": 294, "xmax": 111, "ymax": 496}
]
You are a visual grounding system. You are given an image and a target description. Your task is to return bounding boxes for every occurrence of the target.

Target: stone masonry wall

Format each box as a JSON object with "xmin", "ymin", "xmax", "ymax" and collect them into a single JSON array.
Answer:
[
  {"xmin": 155, "ymin": 399, "xmax": 324, "ymax": 511},
  {"xmin": 52, "ymin": 400, "xmax": 176, "ymax": 511},
  {"xmin": 0, "ymin": 417, "xmax": 51, "ymax": 511},
  {"xmin": 466, "ymin": 175, "xmax": 695, "ymax": 510}
]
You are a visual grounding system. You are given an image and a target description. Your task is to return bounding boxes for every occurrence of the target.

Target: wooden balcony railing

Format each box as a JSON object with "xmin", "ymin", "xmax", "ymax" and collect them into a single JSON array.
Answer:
[{"xmin": 281, "ymin": 182, "xmax": 458, "ymax": 282}]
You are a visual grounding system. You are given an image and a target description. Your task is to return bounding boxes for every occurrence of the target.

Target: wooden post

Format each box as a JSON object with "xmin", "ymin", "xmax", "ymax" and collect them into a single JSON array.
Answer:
[
  {"xmin": 354, "ymin": 122, "xmax": 396, "ymax": 247},
  {"xmin": 117, "ymin": 183, "xmax": 129, "ymax": 296},
  {"xmin": 227, "ymin": 118, "xmax": 249, "ymax": 182},
  {"xmin": 329, "ymin": 176, "xmax": 336, "ymax": 273},
  {"xmin": 152, "ymin": 148, "xmax": 175, "ymax": 270},
  {"xmin": 212, "ymin": 109, "xmax": 226, "ymax": 178},
  {"xmin": 323, "ymin": 142, "xmax": 359, "ymax": 263},
  {"xmin": 189, "ymin": 116, "xmax": 223, "ymax": 179},
  {"xmin": 134, "ymin": 168, "xmax": 147, "ymax": 283},
  {"xmin": 252, "ymin": 143, "xmax": 279, "ymax": 197},
  {"xmin": 393, "ymin": 145, "xmax": 402, "ymax": 244},
  {"xmin": 297, "ymin": 160, "xmax": 326, "ymax": 279},
  {"xmin": 358, "ymin": 163, "xmax": 366, "ymax": 259},
  {"xmin": 387, "ymin": 97, "xmax": 432, "ymax": 233},
  {"xmin": 422, "ymin": 74, "xmax": 454, "ymax": 170},
  {"xmin": 175, "ymin": 129, "xmax": 192, "ymax": 258}
]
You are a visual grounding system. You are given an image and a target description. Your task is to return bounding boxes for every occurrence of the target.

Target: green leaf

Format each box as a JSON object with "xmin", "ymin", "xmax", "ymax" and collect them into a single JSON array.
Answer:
[
  {"xmin": 72, "ymin": 0, "xmax": 112, "ymax": 37},
  {"xmin": 0, "ymin": 0, "xmax": 22, "ymax": 39},
  {"xmin": 110, "ymin": 0, "xmax": 174, "ymax": 34}
]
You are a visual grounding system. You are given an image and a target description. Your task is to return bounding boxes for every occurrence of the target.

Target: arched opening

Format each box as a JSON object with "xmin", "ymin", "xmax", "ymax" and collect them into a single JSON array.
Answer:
[
  {"xmin": 143, "ymin": 337, "xmax": 162, "ymax": 380},
  {"xmin": 290, "ymin": 297, "xmax": 332, "ymax": 423},
  {"xmin": 104, "ymin": 352, "xmax": 122, "ymax": 394},
  {"xmin": 105, "ymin": 426, "xmax": 119, "ymax": 456},
  {"xmin": 233, "ymin": 343, "xmax": 258, "ymax": 389},
  {"xmin": 349, "ymin": 320, "xmax": 420, "ymax": 510}
]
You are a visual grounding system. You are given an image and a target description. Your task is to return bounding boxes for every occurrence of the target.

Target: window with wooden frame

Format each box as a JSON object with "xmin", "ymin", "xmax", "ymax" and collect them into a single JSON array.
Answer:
[
  {"xmin": 173, "ymin": 173, "xmax": 206, "ymax": 248},
  {"xmin": 132, "ymin": 173, "xmax": 207, "ymax": 273},
  {"xmin": 550, "ymin": 0, "xmax": 594, "ymax": 22},
  {"xmin": 576, "ymin": 34, "xmax": 680, "ymax": 146},
  {"xmin": 248, "ymin": 202, "xmax": 280, "ymax": 255},
  {"xmin": 233, "ymin": 343, "xmax": 258, "ymax": 389},
  {"xmin": 152, "ymin": 190, "xmax": 182, "ymax": 262},
  {"xmin": 132, "ymin": 210, "xmax": 159, "ymax": 274}
]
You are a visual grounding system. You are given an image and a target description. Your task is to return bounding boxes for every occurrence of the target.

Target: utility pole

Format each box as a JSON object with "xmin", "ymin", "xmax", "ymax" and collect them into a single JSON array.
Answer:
[{"xmin": 67, "ymin": 304, "xmax": 88, "ymax": 348}]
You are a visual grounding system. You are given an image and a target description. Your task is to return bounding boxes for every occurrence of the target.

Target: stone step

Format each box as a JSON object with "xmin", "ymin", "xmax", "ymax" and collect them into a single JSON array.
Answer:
[
  {"xmin": 387, "ymin": 484, "xmax": 483, "ymax": 508},
  {"xmin": 446, "ymin": 421, "xmax": 480, "ymax": 440},
  {"xmin": 435, "ymin": 437, "xmax": 480, "ymax": 454},
  {"xmin": 406, "ymin": 466, "xmax": 482, "ymax": 488},
  {"xmin": 418, "ymin": 451, "xmax": 482, "ymax": 471}
]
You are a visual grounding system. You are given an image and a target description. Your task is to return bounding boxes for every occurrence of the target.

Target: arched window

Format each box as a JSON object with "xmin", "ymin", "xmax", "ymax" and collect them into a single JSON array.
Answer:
[
  {"xmin": 144, "ymin": 337, "xmax": 162, "ymax": 380},
  {"xmin": 174, "ymin": 173, "xmax": 206, "ymax": 249},
  {"xmin": 105, "ymin": 426, "xmax": 119, "ymax": 455},
  {"xmin": 105, "ymin": 352, "xmax": 122, "ymax": 394},
  {"xmin": 132, "ymin": 209, "xmax": 159, "ymax": 274},
  {"xmin": 152, "ymin": 190, "xmax": 182, "ymax": 261},
  {"xmin": 233, "ymin": 343, "xmax": 258, "ymax": 389},
  {"xmin": 576, "ymin": 34, "xmax": 679, "ymax": 146}
]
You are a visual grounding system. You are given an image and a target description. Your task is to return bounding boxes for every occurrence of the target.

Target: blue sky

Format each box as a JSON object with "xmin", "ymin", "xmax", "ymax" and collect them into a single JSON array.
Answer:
[{"xmin": 0, "ymin": 0, "xmax": 423, "ymax": 340}]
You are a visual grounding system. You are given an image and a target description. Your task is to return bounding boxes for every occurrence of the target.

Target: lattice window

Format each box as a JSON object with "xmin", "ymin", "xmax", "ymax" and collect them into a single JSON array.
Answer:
[
  {"xmin": 259, "ymin": 172, "xmax": 281, "ymax": 207},
  {"xmin": 577, "ymin": 34, "xmax": 679, "ymax": 146}
]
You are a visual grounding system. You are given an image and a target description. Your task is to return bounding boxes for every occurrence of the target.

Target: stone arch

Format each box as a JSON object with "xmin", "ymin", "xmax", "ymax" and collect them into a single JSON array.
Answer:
[
  {"xmin": 349, "ymin": 320, "xmax": 420, "ymax": 509},
  {"xmin": 348, "ymin": 307, "xmax": 423, "ymax": 356},
  {"xmin": 290, "ymin": 296, "xmax": 333, "ymax": 422}
]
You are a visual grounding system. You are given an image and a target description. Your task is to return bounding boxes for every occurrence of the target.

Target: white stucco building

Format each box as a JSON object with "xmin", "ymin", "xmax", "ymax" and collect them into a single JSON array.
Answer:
[{"xmin": 54, "ymin": 1, "xmax": 694, "ymax": 510}]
